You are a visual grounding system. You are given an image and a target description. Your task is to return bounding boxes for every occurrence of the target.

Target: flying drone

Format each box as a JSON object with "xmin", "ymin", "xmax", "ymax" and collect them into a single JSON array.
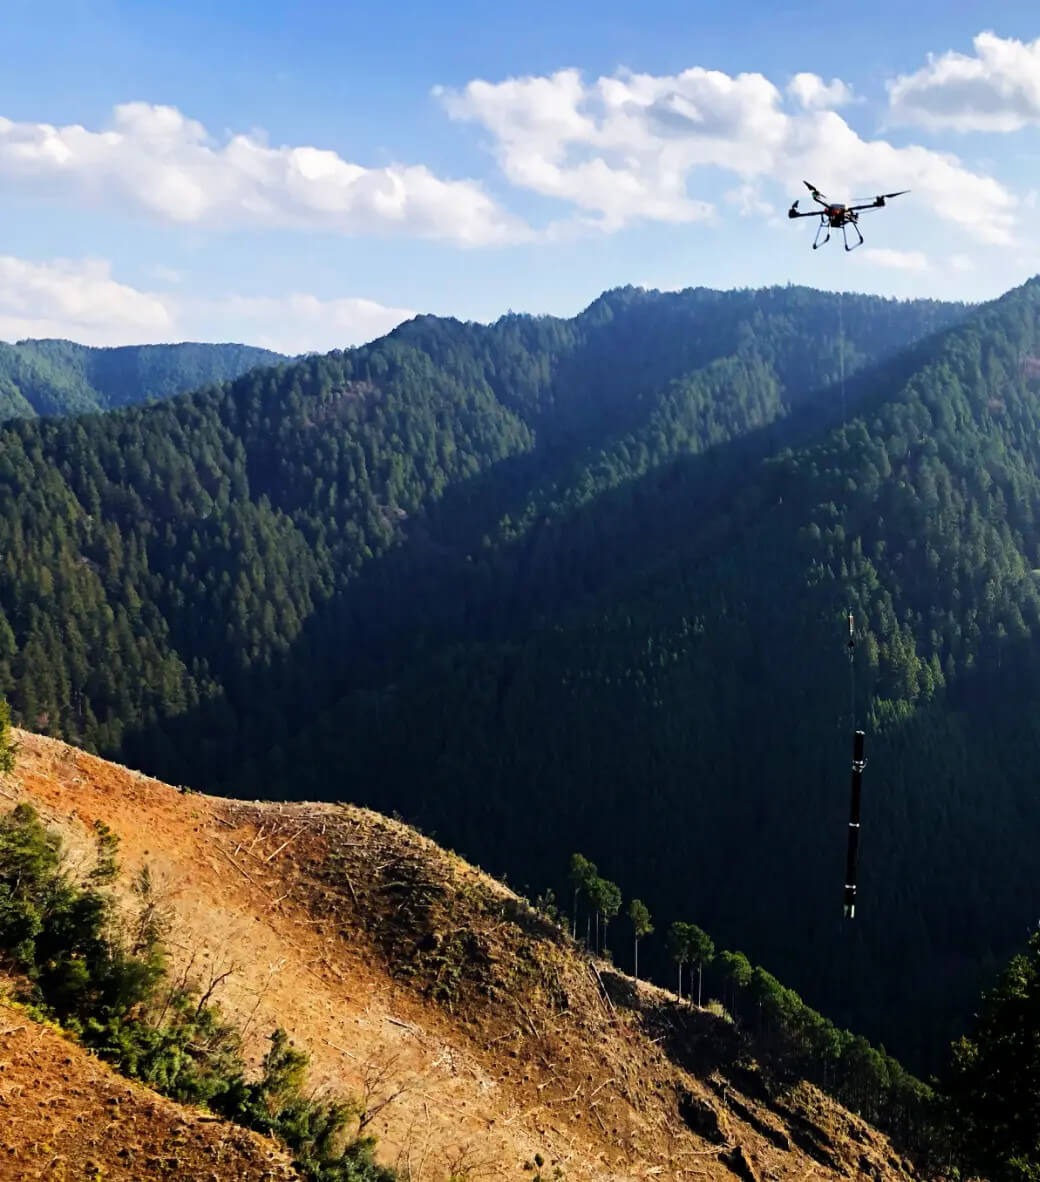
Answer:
[{"xmin": 788, "ymin": 181, "xmax": 909, "ymax": 251}]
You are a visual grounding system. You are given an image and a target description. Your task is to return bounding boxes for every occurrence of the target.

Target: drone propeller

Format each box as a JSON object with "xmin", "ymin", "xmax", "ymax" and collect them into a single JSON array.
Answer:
[
  {"xmin": 803, "ymin": 180, "xmax": 827, "ymax": 201},
  {"xmin": 852, "ymin": 189, "xmax": 911, "ymax": 203}
]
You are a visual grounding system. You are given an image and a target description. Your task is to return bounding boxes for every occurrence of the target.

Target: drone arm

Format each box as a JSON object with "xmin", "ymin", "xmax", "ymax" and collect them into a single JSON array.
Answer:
[{"xmin": 788, "ymin": 208, "xmax": 820, "ymax": 218}]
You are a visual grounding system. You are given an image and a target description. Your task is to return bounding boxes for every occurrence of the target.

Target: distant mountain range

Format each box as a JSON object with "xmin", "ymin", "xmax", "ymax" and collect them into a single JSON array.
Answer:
[{"xmin": 0, "ymin": 337, "xmax": 287, "ymax": 418}]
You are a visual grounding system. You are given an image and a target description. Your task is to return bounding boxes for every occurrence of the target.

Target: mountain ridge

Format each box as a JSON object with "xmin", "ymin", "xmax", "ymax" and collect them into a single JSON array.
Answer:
[{"xmin": 0, "ymin": 336, "xmax": 288, "ymax": 419}]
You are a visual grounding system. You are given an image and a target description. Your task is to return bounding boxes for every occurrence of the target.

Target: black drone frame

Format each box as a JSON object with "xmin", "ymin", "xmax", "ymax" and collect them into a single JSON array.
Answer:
[{"xmin": 788, "ymin": 181, "xmax": 910, "ymax": 252}]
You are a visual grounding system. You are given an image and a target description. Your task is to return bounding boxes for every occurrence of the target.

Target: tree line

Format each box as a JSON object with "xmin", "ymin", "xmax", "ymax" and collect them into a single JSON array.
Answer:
[
  {"xmin": 564, "ymin": 848, "xmax": 947, "ymax": 1165},
  {"xmin": 567, "ymin": 840, "xmax": 1040, "ymax": 1179},
  {"xmin": 0, "ymin": 337, "xmax": 284, "ymax": 420}
]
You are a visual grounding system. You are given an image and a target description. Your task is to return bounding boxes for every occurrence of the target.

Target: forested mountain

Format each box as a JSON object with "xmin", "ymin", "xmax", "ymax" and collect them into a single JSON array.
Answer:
[
  {"xmin": 0, "ymin": 280, "xmax": 1014, "ymax": 1076},
  {"xmin": 0, "ymin": 338, "xmax": 286, "ymax": 418}
]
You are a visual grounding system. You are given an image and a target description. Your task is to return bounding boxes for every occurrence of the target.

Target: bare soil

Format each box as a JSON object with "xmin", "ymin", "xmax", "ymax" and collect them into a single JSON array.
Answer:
[{"xmin": 0, "ymin": 999, "xmax": 298, "ymax": 1181}]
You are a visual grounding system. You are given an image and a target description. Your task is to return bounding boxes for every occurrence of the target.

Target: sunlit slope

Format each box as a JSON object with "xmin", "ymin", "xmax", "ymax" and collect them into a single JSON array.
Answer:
[{"xmin": 3, "ymin": 728, "xmax": 921, "ymax": 1182}]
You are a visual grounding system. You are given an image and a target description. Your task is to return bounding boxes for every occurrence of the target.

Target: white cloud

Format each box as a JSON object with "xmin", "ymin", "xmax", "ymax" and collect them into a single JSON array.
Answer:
[
  {"xmin": 183, "ymin": 292, "xmax": 415, "ymax": 354},
  {"xmin": 857, "ymin": 247, "xmax": 930, "ymax": 271},
  {"xmin": 888, "ymin": 32, "xmax": 1040, "ymax": 133},
  {"xmin": 0, "ymin": 103, "xmax": 526, "ymax": 246},
  {"xmin": 788, "ymin": 73, "xmax": 854, "ymax": 110},
  {"xmin": 0, "ymin": 255, "xmax": 413, "ymax": 352},
  {"xmin": 0, "ymin": 256, "xmax": 173, "ymax": 346},
  {"xmin": 436, "ymin": 65, "xmax": 1016, "ymax": 244}
]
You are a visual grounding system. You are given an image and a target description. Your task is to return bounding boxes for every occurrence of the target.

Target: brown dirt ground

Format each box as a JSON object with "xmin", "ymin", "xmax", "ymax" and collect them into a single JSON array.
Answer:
[
  {"xmin": 0, "ymin": 999, "xmax": 298, "ymax": 1181},
  {"xmin": 0, "ymin": 729, "xmax": 921, "ymax": 1182}
]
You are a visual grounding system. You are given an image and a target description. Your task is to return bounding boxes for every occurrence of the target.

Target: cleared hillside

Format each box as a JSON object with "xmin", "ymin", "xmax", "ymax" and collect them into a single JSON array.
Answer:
[{"xmin": 1, "ymin": 728, "xmax": 921, "ymax": 1182}]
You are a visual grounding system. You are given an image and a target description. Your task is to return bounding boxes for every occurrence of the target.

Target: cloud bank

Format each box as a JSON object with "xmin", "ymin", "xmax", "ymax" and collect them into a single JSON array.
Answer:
[
  {"xmin": 888, "ymin": 32, "xmax": 1040, "ymax": 133},
  {"xmin": 857, "ymin": 247, "xmax": 930, "ymax": 272},
  {"xmin": 0, "ymin": 103, "xmax": 525, "ymax": 245},
  {"xmin": 0, "ymin": 256, "xmax": 414, "ymax": 353},
  {"xmin": 0, "ymin": 256, "xmax": 173, "ymax": 346},
  {"xmin": 436, "ymin": 64, "xmax": 1016, "ymax": 243}
]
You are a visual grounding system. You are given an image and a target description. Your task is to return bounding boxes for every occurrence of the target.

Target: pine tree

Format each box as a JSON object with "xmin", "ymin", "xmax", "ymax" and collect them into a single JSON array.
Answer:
[
  {"xmin": 668, "ymin": 922, "xmax": 691, "ymax": 1002},
  {"xmin": 0, "ymin": 697, "xmax": 16, "ymax": 776},
  {"xmin": 627, "ymin": 898, "xmax": 653, "ymax": 979},
  {"xmin": 596, "ymin": 878, "xmax": 622, "ymax": 958},
  {"xmin": 568, "ymin": 853, "xmax": 597, "ymax": 943},
  {"xmin": 687, "ymin": 925, "xmax": 715, "ymax": 1008}
]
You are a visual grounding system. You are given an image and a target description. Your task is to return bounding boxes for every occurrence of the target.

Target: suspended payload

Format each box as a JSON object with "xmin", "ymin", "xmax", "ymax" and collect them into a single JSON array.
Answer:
[
  {"xmin": 788, "ymin": 181, "xmax": 910, "ymax": 252},
  {"xmin": 844, "ymin": 729, "xmax": 867, "ymax": 918}
]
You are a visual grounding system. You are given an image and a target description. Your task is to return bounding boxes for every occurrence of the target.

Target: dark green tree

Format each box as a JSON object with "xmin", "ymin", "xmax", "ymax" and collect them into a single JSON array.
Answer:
[
  {"xmin": 0, "ymin": 697, "xmax": 16, "ymax": 776},
  {"xmin": 594, "ymin": 877, "xmax": 622, "ymax": 958},
  {"xmin": 627, "ymin": 898, "xmax": 653, "ymax": 979},
  {"xmin": 568, "ymin": 853, "xmax": 597, "ymax": 942},
  {"xmin": 944, "ymin": 931, "xmax": 1040, "ymax": 1179},
  {"xmin": 716, "ymin": 949, "xmax": 752, "ymax": 1014},
  {"xmin": 687, "ymin": 924, "xmax": 715, "ymax": 1008},
  {"xmin": 668, "ymin": 921, "xmax": 691, "ymax": 1002}
]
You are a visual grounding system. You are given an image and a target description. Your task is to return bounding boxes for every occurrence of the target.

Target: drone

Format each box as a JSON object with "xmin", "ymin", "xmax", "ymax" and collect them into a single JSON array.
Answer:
[{"xmin": 788, "ymin": 181, "xmax": 910, "ymax": 251}]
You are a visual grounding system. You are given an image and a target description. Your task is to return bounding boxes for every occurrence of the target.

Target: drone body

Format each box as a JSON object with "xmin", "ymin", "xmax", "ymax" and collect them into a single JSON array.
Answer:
[{"xmin": 788, "ymin": 181, "xmax": 909, "ymax": 251}]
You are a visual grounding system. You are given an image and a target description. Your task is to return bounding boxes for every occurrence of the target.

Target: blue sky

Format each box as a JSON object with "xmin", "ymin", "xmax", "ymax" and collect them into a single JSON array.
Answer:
[{"xmin": 3, "ymin": 1, "xmax": 1040, "ymax": 351}]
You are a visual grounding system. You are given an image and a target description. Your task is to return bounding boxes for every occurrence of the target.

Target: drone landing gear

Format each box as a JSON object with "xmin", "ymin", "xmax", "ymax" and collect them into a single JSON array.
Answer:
[
  {"xmin": 813, "ymin": 218, "xmax": 830, "ymax": 250},
  {"xmin": 842, "ymin": 221, "xmax": 863, "ymax": 252}
]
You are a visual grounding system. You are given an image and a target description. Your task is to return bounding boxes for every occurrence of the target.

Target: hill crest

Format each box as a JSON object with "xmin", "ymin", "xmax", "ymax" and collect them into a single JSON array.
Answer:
[{"xmin": 0, "ymin": 727, "xmax": 920, "ymax": 1182}]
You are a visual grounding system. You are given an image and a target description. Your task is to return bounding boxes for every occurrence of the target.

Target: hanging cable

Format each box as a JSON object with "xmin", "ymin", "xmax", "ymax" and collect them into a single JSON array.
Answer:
[
  {"xmin": 839, "ymin": 290, "xmax": 853, "ymax": 728},
  {"xmin": 838, "ymin": 289, "xmax": 846, "ymax": 426},
  {"xmin": 839, "ymin": 293, "xmax": 867, "ymax": 919}
]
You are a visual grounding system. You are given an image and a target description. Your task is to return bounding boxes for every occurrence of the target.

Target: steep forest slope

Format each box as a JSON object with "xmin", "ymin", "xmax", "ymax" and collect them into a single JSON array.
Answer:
[
  {"xmin": 0, "ymin": 283, "xmax": 988, "ymax": 1073},
  {"xmin": 1, "ymin": 727, "xmax": 928, "ymax": 1181},
  {"xmin": 0, "ymin": 337, "xmax": 286, "ymax": 418}
]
